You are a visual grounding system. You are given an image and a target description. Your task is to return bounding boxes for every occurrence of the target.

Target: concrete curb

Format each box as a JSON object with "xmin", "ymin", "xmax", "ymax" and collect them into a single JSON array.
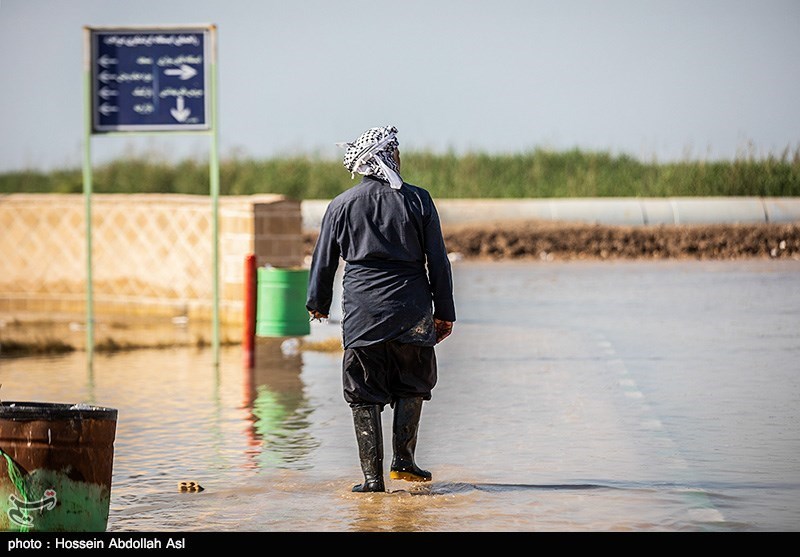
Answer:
[{"xmin": 302, "ymin": 197, "xmax": 800, "ymax": 231}]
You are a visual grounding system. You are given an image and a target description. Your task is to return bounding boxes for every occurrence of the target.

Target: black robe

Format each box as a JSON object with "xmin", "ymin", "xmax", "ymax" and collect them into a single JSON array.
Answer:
[{"xmin": 306, "ymin": 176, "xmax": 456, "ymax": 349}]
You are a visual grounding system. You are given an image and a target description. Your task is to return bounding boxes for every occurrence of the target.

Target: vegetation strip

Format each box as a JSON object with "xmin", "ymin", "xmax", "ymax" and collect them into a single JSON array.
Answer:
[{"xmin": 3, "ymin": 148, "xmax": 799, "ymax": 198}]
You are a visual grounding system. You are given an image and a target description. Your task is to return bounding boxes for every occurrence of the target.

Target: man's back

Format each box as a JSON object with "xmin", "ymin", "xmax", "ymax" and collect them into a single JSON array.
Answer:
[
  {"xmin": 308, "ymin": 176, "xmax": 453, "ymax": 348},
  {"xmin": 326, "ymin": 176, "xmax": 434, "ymax": 265}
]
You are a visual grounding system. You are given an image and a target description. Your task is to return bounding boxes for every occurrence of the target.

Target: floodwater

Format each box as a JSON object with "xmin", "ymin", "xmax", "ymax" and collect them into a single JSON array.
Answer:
[{"xmin": 0, "ymin": 259, "xmax": 798, "ymax": 532}]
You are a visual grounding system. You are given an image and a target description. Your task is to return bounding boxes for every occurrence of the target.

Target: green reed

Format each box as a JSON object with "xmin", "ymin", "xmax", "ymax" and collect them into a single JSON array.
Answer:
[{"xmin": 2, "ymin": 147, "xmax": 798, "ymax": 199}]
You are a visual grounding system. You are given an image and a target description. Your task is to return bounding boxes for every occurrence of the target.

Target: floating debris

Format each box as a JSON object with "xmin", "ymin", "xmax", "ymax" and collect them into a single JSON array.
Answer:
[
  {"xmin": 178, "ymin": 481, "xmax": 204, "ymax": 493},
  {"xmin": 281, "ymin": 338, "xmax": 301, "ymax": 356},
  {"xmin": 301, "ymin": 337, "xmax": 343, "ymax": 352}
]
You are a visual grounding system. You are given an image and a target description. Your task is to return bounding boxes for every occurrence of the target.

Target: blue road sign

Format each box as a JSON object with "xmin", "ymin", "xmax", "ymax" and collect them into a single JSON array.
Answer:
[{"xmin": 89, "ymin": 27, "xmax": 211, "ymax": 132}]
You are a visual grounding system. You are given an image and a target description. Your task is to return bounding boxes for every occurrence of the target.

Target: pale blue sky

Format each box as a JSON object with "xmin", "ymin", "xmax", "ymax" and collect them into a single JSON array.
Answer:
[{"xmin": 1, "ymin": 0, "xmax": 799, "ymax": 172}]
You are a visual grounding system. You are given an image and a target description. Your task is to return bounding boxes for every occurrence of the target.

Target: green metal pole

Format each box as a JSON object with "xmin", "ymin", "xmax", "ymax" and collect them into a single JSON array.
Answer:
[
  {"xmin": 209, "ymin": 25, "xmax": 220, "ymax": 367},
  {"xmin": 82, "ymin": 27, "xmax": 94, "ymax": 369}
]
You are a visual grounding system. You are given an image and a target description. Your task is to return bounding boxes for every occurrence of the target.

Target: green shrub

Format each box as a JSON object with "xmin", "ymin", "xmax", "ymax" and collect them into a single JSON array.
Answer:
[{"xmin": 2, "ymin": 147, "xmax": 798, "ymax": 199}]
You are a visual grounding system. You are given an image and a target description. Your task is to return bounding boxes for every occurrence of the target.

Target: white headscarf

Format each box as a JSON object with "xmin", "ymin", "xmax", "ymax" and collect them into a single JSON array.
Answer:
[{"xmin": 337, "ymin": 125, "xmax": 403, "ymax": 189}]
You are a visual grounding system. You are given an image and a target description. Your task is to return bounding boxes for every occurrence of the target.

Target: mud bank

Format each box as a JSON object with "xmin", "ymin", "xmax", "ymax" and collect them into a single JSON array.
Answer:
[{"xmin": 304, "ymin": 222, "xmax": 800, "ymax": 261}]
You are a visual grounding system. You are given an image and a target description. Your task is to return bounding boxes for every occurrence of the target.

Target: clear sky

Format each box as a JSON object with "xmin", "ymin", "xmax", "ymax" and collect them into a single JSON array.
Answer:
[{"xmin": 1, "ymin": 0, "xmax": 799, "ymax": 172}]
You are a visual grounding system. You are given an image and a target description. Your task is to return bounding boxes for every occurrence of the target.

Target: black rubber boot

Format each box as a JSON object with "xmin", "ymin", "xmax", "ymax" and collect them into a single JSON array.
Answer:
[
  {"xmin": 351, "ymin": 405, "xmax": 385, "ymax": 493},
  {"xmin": 390, "ymin": 397, "xmax": 432, "ymax": 482}
]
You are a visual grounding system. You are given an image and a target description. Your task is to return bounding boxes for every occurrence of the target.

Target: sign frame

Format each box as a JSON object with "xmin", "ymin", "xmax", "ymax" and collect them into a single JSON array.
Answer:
[
  {"xmin": 88, "ymin": 25, "xmax": 213, "ymax": 133},
  {"xmin": 82, "ymin": 24, "xmax": 221, "ymax": 368}
]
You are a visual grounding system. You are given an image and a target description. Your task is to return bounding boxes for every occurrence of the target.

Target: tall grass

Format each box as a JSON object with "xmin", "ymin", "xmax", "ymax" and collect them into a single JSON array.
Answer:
[{"xmin": 2, "ymin": 147, "xmax": 798, "ymax": 199}]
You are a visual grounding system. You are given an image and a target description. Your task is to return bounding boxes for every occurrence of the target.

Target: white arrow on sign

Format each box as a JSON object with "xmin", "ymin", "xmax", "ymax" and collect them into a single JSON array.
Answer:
[
  {"xmin": 98, "ymin": 71, "xmax": 117, "ymax": 84},
  {"xmin": 97, "ymin": 54, "xmax": 117, "ymax": 68},
  {"xmin": 170, "ymin": 96, "xmax": 191, "ymax": 122},
  {"xmin": 164, "ymin": 64, "xmax": 197, "ymax": 80},
  {"xmin": 98, "ymin": 87, "xmax": 118, "ymax": 100},
  {"xmin": 98, "ymin": 103, "xmax": 118, "ymax": 116}
]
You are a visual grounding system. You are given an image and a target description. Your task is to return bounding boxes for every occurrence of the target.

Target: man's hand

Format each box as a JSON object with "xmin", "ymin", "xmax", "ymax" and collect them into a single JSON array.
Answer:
[
  {"xmin": 309, "ymin": 310, "xmax": 328, "ymax": 322},
  {"xmin": 434, "ymin": 319, "xmax": 453, "ymax": 344}
]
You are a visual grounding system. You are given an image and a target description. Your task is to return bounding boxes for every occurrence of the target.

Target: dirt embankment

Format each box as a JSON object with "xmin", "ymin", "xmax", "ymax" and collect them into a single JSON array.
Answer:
[{"xmin": 304, "ymin": 222, "xmax": 800, "ymax": 261}]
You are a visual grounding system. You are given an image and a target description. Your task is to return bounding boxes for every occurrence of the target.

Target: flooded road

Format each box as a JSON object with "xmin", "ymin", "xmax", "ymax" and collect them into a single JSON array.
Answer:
[{"xmin": 1, "ymin": 259, "xmax": 798, "ymax": 532}]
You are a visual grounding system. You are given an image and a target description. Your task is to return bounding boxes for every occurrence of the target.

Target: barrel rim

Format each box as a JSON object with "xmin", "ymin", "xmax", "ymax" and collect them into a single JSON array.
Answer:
[
  {"xmin": 0, "ymin": 401, "xmax": 118, "ymax": 421},
  {"xmin": 257, "ymin": 266, "xmax": 310, "ymax": 274}
]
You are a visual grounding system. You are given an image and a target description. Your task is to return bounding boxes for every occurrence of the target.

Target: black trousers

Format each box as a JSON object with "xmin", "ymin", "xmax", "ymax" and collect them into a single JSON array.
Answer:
[{"xmin": 343, "ymin": 340, "xmax": 437, "ymax": 407}]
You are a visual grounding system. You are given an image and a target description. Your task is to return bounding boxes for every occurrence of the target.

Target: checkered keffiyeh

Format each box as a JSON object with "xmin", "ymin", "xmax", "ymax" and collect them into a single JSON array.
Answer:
[{"xmin": 337, "ymin": 125, "xmax": 403, "ymax": 189}]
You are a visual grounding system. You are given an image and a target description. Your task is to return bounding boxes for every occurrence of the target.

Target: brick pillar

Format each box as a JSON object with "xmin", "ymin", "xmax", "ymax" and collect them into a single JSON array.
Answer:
[{"xmin": 253, "ymin": 200, "xmax": 304, "ymax": 269}]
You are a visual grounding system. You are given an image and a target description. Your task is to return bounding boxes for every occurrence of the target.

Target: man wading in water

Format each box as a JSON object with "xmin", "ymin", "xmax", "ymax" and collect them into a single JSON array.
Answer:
[{"xmin": 306, "ymin": 125, "xmax": 456, "ymax": 492}]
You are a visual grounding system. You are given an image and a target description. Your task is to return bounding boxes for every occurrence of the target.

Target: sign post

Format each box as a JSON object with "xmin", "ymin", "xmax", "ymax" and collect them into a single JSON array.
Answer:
[{"xmin": 82, "ymin": 25, "xmax": 221, "ymax": 368}]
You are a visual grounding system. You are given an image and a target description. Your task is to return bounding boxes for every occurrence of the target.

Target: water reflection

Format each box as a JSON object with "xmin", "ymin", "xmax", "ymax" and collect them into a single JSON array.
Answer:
[
  {"xmin": 348, "ymin": 489, "xmax": 443, "ymax": 532},
  {"xmin": 243, "ymin": 339, "xmax": 318, "ymax": 471}
]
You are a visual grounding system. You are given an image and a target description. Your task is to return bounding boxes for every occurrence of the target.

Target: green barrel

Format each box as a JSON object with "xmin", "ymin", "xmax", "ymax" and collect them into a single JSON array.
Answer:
[
  {"xmin": 0, "ymin": 401, "xmax": 118, "ymax": 532},
  {"xmin": 256, "ymin": 267, "xmax": 311, "ymax": 337}
]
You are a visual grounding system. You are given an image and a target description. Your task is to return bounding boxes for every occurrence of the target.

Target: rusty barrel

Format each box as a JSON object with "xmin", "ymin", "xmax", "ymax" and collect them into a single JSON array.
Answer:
[{"xmin": 0, "ymin": 401, "xmax": 118, "ymax": 532}]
